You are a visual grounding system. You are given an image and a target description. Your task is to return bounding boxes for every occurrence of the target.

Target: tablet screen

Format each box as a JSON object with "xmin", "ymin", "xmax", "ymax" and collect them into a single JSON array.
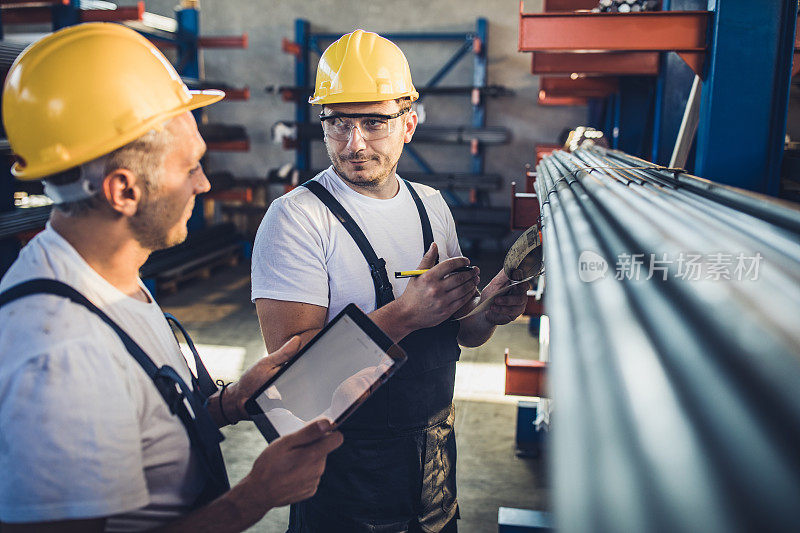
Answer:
[{"xmin": 248, "ymin": 308, "xmax": 403, "ymax": 441}]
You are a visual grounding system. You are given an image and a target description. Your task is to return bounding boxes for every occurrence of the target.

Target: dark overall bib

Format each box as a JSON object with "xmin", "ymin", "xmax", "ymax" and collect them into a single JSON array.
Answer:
[
  {"xmin": 0, "ymin": 279, "xmax": 230, "ymax": 509},
  {"xmin": 290, "ymin": 179, "xmax": 461, "ymax": 533}
]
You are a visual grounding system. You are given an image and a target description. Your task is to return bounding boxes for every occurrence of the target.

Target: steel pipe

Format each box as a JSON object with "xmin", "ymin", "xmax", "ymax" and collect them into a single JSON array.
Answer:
[{"xmin": 536, "ymin": 146, "xmax": 800, "ymax": 532}]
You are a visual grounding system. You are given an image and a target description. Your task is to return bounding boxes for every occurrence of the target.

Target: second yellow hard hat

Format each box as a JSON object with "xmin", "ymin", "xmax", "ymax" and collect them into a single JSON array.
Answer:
[
  {"xmin": 2, "ymin": 22, "xmax": 224, "ymax": 180},
  {"xmin": 309, "ymin": 29, "xmax": 419, "ymax": 106}
]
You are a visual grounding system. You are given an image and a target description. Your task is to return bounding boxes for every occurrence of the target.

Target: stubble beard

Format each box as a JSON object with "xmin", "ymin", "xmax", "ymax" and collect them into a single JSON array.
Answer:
[
  {"xmin": 129, "ymin": 189, "xmax": 191, "ymax": 252},
  {"xmin": 327, "ymin": 145, "xmax": 397, "ymax": 191}
]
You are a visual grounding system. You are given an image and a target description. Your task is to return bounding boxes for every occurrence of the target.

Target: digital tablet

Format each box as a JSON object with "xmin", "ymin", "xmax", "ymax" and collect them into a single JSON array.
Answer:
[{"xmin": 245, "ymin": 304, "xmax": 407, "ymax": 442}]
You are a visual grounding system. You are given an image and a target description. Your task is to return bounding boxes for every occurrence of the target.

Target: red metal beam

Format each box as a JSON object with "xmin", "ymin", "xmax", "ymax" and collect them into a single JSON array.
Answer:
[
  {"xmin": 220, "ymin": 87, "xmax": 250, "ymax": 101},
  {"xmin": 542, "ymin": 0, "xmax": 598, "ymax": 11},
  {"xmin": 532, "ymin": 51, "xmax": 659, "ymax": 76},
  {"xmin": 1, "ymin": 5, "xmax": 49, "ymax": 23},
  {"xmin": 540, "ymin": 76, "xmax": 619, "ymax": 98},
  {"xmin": 154, "ymin": 34, "xmax": 249, "ymax": 50},
  {"xmin": 80, "ymin": 2, "xmax": 143, "ymax": 22},
  {"xmin": 198, "ymin": 34, "xmax": 248, "ymax": 49},
  {"xmin": 525, "ymin": 166, "xmax": 539, "ymax": 193},
  {"xmin": 536, "ymin": 144, "xmax": 561, "ymax": 165},
  {"xmin": 0, "ymin": 1, "xmax": 65, "ymax": 5},
  {"xmin": 206, "ymin": 140, "xmax": 250, "ymax": 152},
  {"xmin": 205, "ymin": 187, "xmax": 253, "ymax": 203},
  {"xmin": 505, "ymin": 349, "xmax": 547, "ymax": 397},
  {"xmin": 1, "ymin": 2, "xmax": 142, "ymax": 23},
  {"xmin": 794, "ymin": 15, "xmax": 800, "ymax": 77},
  {"xmin": 538, "ymin": 93, "xmax": 588, "ymax": 106},
  {"xmin": 282, "ymin": 37, "xmax": 301, "ymax": 56},
  {"xmin": 511, "ymin": 182, "xmax": 540, "ymax": 230},
  {"xmin": 523, "ymin": 295, "xmax": 544, "ymax": 316},
  {"xmin": 519, "ymin": 10, "xmax": 710, "ymax": 76}
]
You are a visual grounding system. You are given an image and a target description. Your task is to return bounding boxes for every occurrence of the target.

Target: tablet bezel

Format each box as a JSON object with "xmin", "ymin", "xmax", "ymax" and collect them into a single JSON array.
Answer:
[{"xmin": 244, "ymin": 303, "xmax": 407, "ymax": 441}]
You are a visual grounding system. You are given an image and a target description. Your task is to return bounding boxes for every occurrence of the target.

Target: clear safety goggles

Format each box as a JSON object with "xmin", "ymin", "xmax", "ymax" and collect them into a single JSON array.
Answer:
[{"xmin": 319, "ymin": 108, "xmax": 410, "ymax": 142}]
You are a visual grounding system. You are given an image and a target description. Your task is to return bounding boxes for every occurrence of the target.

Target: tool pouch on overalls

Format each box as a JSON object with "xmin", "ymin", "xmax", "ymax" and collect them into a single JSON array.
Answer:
[{"xmin": 0, "ymin": 279, "xmax": 231, "ymax": 509}]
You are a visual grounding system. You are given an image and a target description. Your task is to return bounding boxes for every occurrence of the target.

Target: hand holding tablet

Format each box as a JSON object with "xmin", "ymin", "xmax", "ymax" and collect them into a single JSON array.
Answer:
[{"xmin": 245, "ymin": 304, "xmax": 406, "ymax": 442}]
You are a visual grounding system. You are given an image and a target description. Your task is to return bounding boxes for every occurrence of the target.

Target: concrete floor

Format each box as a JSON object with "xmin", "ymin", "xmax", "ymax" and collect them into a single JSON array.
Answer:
[{"xmin": 159, "ymin": 261, "xmax": 549, "ymax": 532}]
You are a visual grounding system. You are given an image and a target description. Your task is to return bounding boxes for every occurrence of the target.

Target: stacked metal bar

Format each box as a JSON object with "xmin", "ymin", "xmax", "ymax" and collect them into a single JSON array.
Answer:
[
  {"xmin": 0, "ymin": 205, "xmax": 50, "ymax": 240},
  {"xmin": 535, "ymin": 145, "xmax": 800, "ymax": 532},
  {"xmin": 140, "ymin": 222, "xmax": 241, "ymax": 279}
]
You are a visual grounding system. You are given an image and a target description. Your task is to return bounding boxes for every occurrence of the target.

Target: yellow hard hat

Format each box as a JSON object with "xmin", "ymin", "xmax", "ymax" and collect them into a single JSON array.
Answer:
[
  {"xmin": 2, "ymin": 22, "xmax": 224, "ymax": 180},
  {"xmin": 309, "ymin": 29, "xmax": 418, "ymax": 106}
]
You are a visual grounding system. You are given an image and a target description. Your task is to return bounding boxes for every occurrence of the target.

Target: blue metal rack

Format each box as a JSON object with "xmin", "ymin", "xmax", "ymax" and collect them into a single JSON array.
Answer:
[
  {"xmin": 694, "ymin": 0, "xmax": 797, "ymax": 195},
  {"xmin": 288, "ymin": 18, "xmax": 490, "ymax": 207},
  {"xmin": 0, "ymin": 1, "xmax": 249, "ymax": 282},
  {"xmin": 617, "ymin": 0, "xmax": 798, "ymax": 195},
  {"xmin": 522, "ymin": 1, "xmax": 798, "ymax": 196}
]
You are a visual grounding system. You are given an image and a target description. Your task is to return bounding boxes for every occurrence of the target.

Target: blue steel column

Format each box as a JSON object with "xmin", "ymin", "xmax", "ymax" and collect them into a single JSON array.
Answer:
[
  {"xmin": 295, "ymin": 19, "xmax": 311, "ymax": 172},
  {"xmin": 175, "ymin": 5, "xmax": 204, "ymax": 231},
  {"xmin": 0, "ymin": 151, "xmax": 16, "ymax": 276},
  {"xmin": 472, "ymin": 18, "xmax": 487, "ymax": 175},
  {"xmin": 652, "ymin": 0, "xmax": 716, "ymax": 168},
  {"xmin": 51, "ymin": 0, "xmax": 79, "ymax": 30},
  {"xmin": 616, "ymin": 77, "xmax": 655, "ymax": 158},
  {"xmin": 611, "ymin": 93, "xmax": 621, "ymax": 150},
  {"xmin": 695, "ymin": 0, "xmax": 797, "ymax": 194},
  {"xmin": 175, "ymin": 6, "xmax": 200, "ymax": 79}
]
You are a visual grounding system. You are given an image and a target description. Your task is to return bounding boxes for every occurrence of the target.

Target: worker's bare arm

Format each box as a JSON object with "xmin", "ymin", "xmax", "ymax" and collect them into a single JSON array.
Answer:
[
  {"xmin": 5, "ymin": 421, "xmax": 343, "ymax": 533},
  {"xmin": 255, "ymin": 299, "xmax": 328, "ymax": 353},
  {"xmin": 150, "ymin": 420, "xmax": 342, "ymax": 532}
]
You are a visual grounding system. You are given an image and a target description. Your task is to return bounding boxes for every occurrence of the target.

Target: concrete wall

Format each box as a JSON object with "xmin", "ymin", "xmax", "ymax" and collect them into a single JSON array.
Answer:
[{"xmin": 145, "ymin": 0, "xmax": 587, "ymax": 206}]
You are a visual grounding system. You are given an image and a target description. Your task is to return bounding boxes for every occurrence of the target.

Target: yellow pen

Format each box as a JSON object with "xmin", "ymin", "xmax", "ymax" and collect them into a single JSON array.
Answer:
[{"xmin": 394, "ymin": 266, "xmax": 475, "ymax": 278}]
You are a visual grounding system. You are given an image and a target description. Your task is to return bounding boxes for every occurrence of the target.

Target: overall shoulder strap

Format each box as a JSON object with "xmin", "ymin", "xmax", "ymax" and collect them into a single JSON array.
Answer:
[
  {"xmin": 302, "ymin": 179, "xmax": 395, "ymax": 307},
  {"xmin": 164, "ymin": 312, "xmax": 218, "ymax": 398},
  {"xmin": 0, "ymin": 278, "xmax": 230, "ymax": 501},
  {"xmin": 402, "ymin": 179, "xmax": 437, "ymax": 262},
  {"xmin": 0, "ymin": 279, "xmax": 218, "ymax": 397},
  {"xmin": 0, "ymin": 279, "xmax": 161, "ymax": 376}
]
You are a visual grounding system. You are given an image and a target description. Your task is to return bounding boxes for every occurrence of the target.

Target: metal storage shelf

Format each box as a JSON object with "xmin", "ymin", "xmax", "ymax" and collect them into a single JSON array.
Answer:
[{"xmin": 519, "ymin": 9, "xmax": 710, "ymax": 76}]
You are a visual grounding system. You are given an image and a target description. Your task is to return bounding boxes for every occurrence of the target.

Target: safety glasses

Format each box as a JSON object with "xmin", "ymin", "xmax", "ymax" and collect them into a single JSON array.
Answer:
[{"xmin": 319, "ymin": 108, "xmax": 410, "ymax": 142}]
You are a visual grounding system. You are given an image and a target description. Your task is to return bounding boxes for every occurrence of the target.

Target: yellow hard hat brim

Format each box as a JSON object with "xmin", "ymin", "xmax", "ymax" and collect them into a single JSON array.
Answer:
[
  {"xmin": 11, "ymin": 89, "xmax": 225, "ymax": 180},
  {"xmin": 309, "ymin": 89, "xmax": 419, "ymax": 106}
]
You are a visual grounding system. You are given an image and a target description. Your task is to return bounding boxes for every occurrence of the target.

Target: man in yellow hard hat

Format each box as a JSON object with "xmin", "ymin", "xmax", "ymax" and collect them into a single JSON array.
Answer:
[
  {"xmin": 252, "ymin": 29, "xmax": 527, "ymax": 532},
  {"xmin": 0, "ymin": 23, "xmax": 342, "ymax": 531}
]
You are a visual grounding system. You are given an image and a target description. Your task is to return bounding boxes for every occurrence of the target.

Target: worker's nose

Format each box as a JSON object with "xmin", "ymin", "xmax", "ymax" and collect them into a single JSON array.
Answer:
[
  {"xmin": 345, "ymin": 125, "xmax": 367, "ymax": 152},
  {"xmin": 195, "ymin": 165, "xmax": 211, "ymax": 194}
]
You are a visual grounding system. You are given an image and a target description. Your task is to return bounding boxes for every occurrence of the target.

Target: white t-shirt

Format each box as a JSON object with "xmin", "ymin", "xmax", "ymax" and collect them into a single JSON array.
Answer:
[
  {"xmin": 251, "ymin": 167, "xmax": 462, "ymax": 320},
  {"xmin": 0, "ymin": 225, "xmax": 206, "ymax": 531}
]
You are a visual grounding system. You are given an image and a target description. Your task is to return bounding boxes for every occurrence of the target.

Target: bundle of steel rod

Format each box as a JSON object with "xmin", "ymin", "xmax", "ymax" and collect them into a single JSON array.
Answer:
[
  {"xmin": 0, "ymin": 205, "xmax": 51, "ymax": 240},
  {"xmin": 140, "ymin": 222, "xmax": 241, "ymax": 279},
  {"xmin": 535, "ymin": 145, "xmax": 800, "ymax": 532}
]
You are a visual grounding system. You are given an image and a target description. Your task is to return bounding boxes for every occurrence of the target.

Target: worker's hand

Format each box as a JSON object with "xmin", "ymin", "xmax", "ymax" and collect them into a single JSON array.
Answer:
[
  {"xmin": 480, "ymin": 270, "xmax": 529, "ymax": 325},
  {"xmin": 395, "ymin": 243, "xmax": 480, "ymax": 330},
  {"xmin": 226, "ymin": 336, "xmax": 302, "ymax": 423},
  {"xmin": 236, "ymin": 419, "xmax": 343, "ymax": 514}
]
